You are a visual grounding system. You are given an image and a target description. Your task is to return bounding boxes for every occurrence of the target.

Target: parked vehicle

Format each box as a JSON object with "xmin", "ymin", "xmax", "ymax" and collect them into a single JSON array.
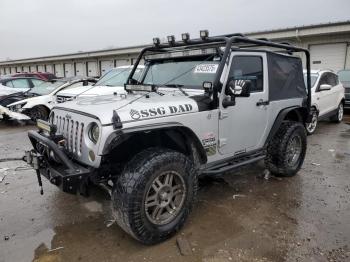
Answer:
[
  {"xmin": 7, "ymin": 78, "xmax": 97, "ymax": 121},
  {"xmin": 0, "ymin": 77, "xmax": 46, "ymax": 96},
  {"xmin": 0, "ymin": 74, "xmax": 12, "ymax": 80},
  {"xmin": 304, "ymin": 70, "xmax": 345, "ymax": 135},
  {"xmin": 13, "ymin": 72, "xmax": 57, "ymax": 81},
  {"xmin": 55, "ymin": 65, "xmax": 144, "ymax": 103},
  {"xmin": 25, "ymin": 32, "xmax": 312, "ymax": 244},
  {"xmin": 338, "ymin": 70, "xmax": 350, "ymax": 109}
]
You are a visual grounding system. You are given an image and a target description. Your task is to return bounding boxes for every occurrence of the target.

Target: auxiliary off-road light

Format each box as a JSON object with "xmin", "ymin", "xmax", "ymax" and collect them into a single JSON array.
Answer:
[
  {"xmin": 203, "ymin": 81, "xmax": 213, "ymax": 90},
  {"xmin": 200, "ymin": 30, "xmax": 209, "ymax": 40},
  {"xmin": 167, "ymin": 35, "xmax": 175, "ymax": 45},
  {"xmin": 181, "ymin": 33, "xmax": 190, "ymax": 42},
  {"xmin": 37, "ymin": 119, "xmax": 56, "ymax": 134},
  {"xmin": 153, "ymin": 37, "xmax": 160, "ymax": 46},
  {"xmin": 125, "ymin": 84, "xmax": 154, "ymax": 92}
]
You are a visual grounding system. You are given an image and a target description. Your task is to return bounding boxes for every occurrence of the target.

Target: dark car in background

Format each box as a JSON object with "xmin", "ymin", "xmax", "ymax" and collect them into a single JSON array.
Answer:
[
  {"xmin": 12, "ymin": 72, "xmax": 57, "ymax": 81},
  {"xmin": 338, "ymin": 70, "xmax": 350, "ymax": 109}
]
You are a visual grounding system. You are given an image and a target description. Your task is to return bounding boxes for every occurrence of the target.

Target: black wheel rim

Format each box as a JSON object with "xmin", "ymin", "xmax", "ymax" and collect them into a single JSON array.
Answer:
[
  {"xmin": 145, "ymin": 171, "xmax": 186, "ymax": 225},
  {"xmin": 286, "ymin": 135, "xmax": 302, "ymax": 167}
]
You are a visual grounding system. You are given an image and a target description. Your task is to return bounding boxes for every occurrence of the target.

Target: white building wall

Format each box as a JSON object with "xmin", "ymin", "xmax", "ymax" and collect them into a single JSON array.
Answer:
[{"xmin": 1, "ymin": 24, "xmax": 350, "ymax": 75}]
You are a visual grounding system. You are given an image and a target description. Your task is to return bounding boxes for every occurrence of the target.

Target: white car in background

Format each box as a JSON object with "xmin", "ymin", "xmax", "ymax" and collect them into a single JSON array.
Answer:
[
  {"xmin": 7, "ymin": 78, "xmax": 97, "ymax": 121},
  {"xmin": 304, "ymin": 70, "xmax": 345, "ymax": 134},
  {"xmin": 55, "ymin": 65, "xmax": 144, "ymax": 102}
]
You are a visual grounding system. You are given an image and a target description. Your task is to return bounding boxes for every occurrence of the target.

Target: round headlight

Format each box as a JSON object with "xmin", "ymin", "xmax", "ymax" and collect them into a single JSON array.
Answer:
[{"xmin": 89, "ymin": 123, "xmax": 100, "ymax": 143}]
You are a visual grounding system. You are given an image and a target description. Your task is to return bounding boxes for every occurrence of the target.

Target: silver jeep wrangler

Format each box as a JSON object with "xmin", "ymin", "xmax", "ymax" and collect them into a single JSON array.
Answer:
[{"xmin": 25, "ymin": 31, "xmax": 312, "ymax": 244}]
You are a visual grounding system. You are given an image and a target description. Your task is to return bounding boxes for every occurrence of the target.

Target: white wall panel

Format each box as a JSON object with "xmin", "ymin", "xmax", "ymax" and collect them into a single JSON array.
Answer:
[
  {"xmin": 310, "ymin": 43, "xmax": 347, "ymax": 72},
  {"xmin": 75, "ymin": 62, "xmax": 86, "ymax": 76},
  {"xmin": 45, "ymin": 64, "xmax": 54, "ymax": 73},
  {"xmin": 54, "ymin": 64, "xmax": 64, "ymax": 77},
  {"xmin": 64, "ymin": 63, "xmax": 74, "ymax": 77},
  {"xmin": 100, "ymin": 60, "xmax": 114, "ymax": 75},
  {"xmin": 87, "ymin": 61, "xmax": 98, "ymax": 77}
]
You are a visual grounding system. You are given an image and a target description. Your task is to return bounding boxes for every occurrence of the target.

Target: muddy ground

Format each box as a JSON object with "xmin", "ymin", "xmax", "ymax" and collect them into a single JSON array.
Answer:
[{"xmin": 0, "ymin": 116, "xmax": 349, "ymax": 262}]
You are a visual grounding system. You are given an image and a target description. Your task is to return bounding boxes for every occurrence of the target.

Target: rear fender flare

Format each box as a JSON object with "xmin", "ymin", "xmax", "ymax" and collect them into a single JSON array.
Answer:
[{"xmin": 264, "ymin": 106, "xmax": 305, "ymax": 146}]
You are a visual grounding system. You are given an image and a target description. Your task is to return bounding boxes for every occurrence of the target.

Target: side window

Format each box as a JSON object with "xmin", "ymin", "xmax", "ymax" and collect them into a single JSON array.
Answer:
[
  {"xmin": 329, "ymin": 73, "xmax": 338, "ymax": 86},
  {"xmin": 31, "ymin": 79, "xmax": 45, "ymax": 86},
  {"xmin": 319, "ymin": 73, "xmax": 331, "ymax": 86},
  {"xmin": 11, "ymin": 79, "xmax": 30, "ymax": 88},
  {"xmin": 4, "ymin": 80, "xmax": 14, "ymax": 87},
  {"xmin": 229, "ymin": 56, "xmax": 263, "ymax": 92}
]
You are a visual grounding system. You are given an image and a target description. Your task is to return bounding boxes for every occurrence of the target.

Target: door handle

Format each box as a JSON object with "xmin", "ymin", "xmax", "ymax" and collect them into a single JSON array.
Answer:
[{"xmin": 256, "ymin": 100, "xmax": 269, "ymax": 106}]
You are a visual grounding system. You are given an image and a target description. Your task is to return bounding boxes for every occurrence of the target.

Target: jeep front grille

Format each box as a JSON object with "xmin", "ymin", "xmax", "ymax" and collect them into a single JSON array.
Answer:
[
  {"xmin": 55, "ymin": 115, "xmax": 84, "ymax": 155},
  {"xmin": 56, "ymin": 95, "xmax": 73, "ymax": 103}
]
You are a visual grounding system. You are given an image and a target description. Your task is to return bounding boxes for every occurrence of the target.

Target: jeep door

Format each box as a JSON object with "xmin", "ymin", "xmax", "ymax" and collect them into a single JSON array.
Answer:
[{"xmin": 218, "ymin": 53, "xmax": 270, "ymax": 155}]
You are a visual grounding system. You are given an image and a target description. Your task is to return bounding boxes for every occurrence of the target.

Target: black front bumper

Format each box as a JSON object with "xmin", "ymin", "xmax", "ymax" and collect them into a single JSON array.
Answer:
[{"xmin": 26, "ymin": 130, "xmax": 91, "ymax": 195}]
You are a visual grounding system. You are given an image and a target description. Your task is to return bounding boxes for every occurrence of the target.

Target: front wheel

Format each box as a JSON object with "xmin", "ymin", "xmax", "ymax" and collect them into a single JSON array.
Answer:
[
  {"xmin": 266, "ymin": 121, "xmax": 307, "ymax": 177},
  {"xmin": 330, "ymin": 103, "xmax": 344, "ymax": 123},
  {"xmin": 112, "ymin": 148, "xmax": 197, "ymax": 244},
  {"xmin": 27, "ymin": 106, "xmax": 49, "ymax": 121}
]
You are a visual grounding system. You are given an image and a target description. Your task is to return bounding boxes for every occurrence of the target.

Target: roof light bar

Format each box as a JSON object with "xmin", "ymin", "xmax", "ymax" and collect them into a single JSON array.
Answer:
[
  {"xmin": 200, "ymin": 30, "xmax": 209, "ymax": 40},
  {"xmin": 145, "ymin": 48, "xmax": 217, "ymax": 60},
  {"xmin": 181, "ymin": 33, "xmax": 190, "ymax": 42}
]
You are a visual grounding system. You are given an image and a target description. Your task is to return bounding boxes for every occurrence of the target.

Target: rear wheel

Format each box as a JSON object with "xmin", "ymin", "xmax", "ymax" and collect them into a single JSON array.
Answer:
[
  {"xmin": 266, "ymin": 121, "xmax": 307, "ymax": 177},
  {"xmin": 305, "ymin": 110, "xmax": 318, "ymax": 135},
  {"xmin": 112, "ymin": 148, "xmax": 197, "ymax": 244},
  {"xmin": 330, "ymin": 103, "xmax": 344, "ymax": 123}
]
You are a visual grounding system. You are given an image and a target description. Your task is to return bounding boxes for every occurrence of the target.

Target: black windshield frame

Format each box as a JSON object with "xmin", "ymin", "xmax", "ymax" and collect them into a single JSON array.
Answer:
[{"xmin": 127, "ymin": 35, "xmax": 311, "ymax": 111}]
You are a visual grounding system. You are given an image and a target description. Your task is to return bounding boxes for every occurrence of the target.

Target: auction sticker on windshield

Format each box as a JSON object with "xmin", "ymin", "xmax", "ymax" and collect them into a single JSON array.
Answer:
[{"xmin": 194, "ymin": 64, "xmax": 218, "ymax": 74}]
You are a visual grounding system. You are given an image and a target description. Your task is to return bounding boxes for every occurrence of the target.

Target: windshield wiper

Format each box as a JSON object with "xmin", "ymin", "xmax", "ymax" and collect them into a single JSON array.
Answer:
[
  {"xmin": 163, "ymin": 84, "xmax": 188, "ymax": 96},
  {"xmin": 28, "ymin": 92, "xmax": 40, "ymax": 96}
]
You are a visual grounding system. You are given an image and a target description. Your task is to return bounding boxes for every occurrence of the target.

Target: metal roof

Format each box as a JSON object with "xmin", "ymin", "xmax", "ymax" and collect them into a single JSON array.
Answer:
[{"xmin": 1, "ymin": 20, "xmax": 350, "ymax": 65}]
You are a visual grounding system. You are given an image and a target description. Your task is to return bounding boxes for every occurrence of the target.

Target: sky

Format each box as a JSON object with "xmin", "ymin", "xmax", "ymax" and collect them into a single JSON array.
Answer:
[{"xmin": 0, "ymin": 0, "xmax": 349, "ymax": 61}]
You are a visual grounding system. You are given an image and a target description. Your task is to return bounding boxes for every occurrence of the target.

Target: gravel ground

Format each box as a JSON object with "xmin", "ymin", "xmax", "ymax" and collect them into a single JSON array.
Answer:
[{"xmin": 0, "ymin": 115, "xmax": 349, "ymax": 262}]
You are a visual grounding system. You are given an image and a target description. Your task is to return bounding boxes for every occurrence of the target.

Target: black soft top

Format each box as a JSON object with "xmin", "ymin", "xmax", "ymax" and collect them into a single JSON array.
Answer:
[{"xmin": 267, "ymin": 52, "xmax": 306, "ymax": 101}]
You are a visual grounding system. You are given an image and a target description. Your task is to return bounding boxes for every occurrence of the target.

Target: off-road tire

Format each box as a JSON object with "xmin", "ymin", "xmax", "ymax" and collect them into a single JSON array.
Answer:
[
  {"xmin": 27, "ymin": 106, "xmax": 49, "ymax": 121},
  {"xmin": 266, "ymin": 121, "xmax": 307, "ymax": 177},
  {"xmin": 330, "ymin": 103, "xmax": 344, "ymax": 123},
  {"xmin": 112, "ymin": 148, "xmax": 198, "ymax": 245}
]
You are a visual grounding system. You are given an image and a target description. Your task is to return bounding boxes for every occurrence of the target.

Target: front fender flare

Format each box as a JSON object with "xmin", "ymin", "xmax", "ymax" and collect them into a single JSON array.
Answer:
[{"xmin": 102, "ymin": 122, "xmax": 208, "ymax": 164}]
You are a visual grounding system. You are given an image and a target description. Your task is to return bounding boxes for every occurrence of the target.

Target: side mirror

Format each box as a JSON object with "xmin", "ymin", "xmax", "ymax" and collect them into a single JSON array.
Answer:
[
  {"xmin": 226, "ymin": 79, "xmax": 251, "ymax": 97},
  {"xmin": 319, "ymin": 84, "xmax": 331, "ymax": 91}
]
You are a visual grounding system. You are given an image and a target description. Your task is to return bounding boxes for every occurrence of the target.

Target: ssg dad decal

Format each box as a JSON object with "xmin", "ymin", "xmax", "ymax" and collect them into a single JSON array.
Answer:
[{"xmin": 130, "ymin": 104, "xmax": 193, "ymax": 120}]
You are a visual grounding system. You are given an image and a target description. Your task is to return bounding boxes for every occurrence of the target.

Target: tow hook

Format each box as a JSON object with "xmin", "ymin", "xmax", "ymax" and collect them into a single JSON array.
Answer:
[{"xmin": 25, "ymin": 150, "xmax": 44, "ymax": 195}]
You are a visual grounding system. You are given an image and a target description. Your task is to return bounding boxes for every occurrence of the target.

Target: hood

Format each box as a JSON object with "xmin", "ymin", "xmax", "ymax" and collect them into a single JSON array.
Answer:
[
  {"xmin": 56, "ymin": 85, "xmax": 126, "ymax": 97},
  {"xmin": 0, "ymin": 87, "xmax": 30, "ymax": 96},
  {"xmin": 8, "ymin": 94, "xmax": 51, "ymax": 108},
  {"xmin": 53, "ymin": 88, "xmax": 204, "ymax": 125}
]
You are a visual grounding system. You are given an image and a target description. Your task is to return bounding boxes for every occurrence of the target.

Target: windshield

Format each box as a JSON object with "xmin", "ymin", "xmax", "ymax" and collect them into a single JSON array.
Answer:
[
  {"xmin": 95, "ymin": 67, "xmax": 143, "ymax": 87},
  {"xmin": 303, "ymin": 73, "xmax": 319, "ymax": 88},
  {"xmin": 29, "ymin": 81, "xmax": 66, "ymax": 95},
  {"xmin": 142, "ymin": 58, "xmax": 220, "ymax": 88}
]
